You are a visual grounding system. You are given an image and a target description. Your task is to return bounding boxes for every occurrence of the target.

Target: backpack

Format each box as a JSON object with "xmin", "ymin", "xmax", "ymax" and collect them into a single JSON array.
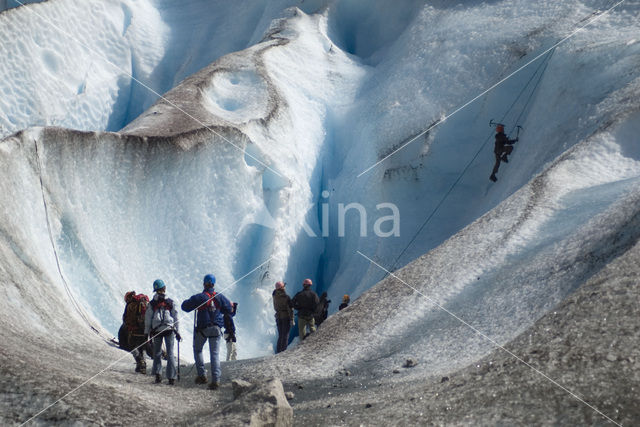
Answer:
[
  {"xmin": 149, "ymin": 296, "xmax": 175, "ymax": 332},
  {"xmin": 124, "ymin": 294, "xmax": 149, "ymax": 333}
]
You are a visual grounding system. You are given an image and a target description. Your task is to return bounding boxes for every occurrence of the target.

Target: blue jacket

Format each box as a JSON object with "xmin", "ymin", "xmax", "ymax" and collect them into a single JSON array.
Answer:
[{"xmin": 181, "ymin": 289, "xmax": 232, "ymax": 330}]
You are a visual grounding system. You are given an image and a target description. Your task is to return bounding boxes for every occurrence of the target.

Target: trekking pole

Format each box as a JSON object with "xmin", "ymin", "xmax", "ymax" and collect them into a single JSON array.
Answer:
[{"xmin": 177, "ymin": 334, "xmax": 180, "ymax": 381}]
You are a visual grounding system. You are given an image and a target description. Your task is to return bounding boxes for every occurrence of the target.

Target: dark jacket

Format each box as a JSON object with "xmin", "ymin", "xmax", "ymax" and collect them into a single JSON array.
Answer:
[
  {"xmin": 339, "ymin": 302, "xmax": 349, "ymax": 311},
  {"xmin": 181, "ymin": 289, "xmax": 233, "ymax": 330},
  {"xmin": 494, "ymin": 132, "xmax": 517, "ymax": 155},
  {"xmin": 272, "ymin": 289, "xmax": 293, "ymax": 320},
  {"xmin": 314, "ymin": 293, "xmax": 330, "ymax": 325},
  {"xmin": 292, "ymin": 287, "xmax": 319, "ymax": 318},
  {"xmin": 224, "ymin": 303, "xmax": 237, "ymax": 340}
]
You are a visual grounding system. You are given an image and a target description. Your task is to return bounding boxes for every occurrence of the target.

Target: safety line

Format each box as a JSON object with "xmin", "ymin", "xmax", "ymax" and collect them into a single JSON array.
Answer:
[
  {"xmin": 510, "ymin": 48, "xmax": 556, "ymax": 132},
  {"xmin": 20, "ymin": 256, "xmax": 272, "ymax": 426},
  {"xmin": 33, "ymin": 137, "xmax": 105, "ymax": 338},
  {"xmin": 385, "ymin": 48, "xmax": 555, "ymax": 276},
  {"xmin": 357, "ymin": 251, "xmax": 622, "ymax": 427},
  {"xmin": 13, "ymin": 0, "xmax": 284, "ymax": 179},
  {"xmin": 357, "ymin": 0, "xmax": 627, "ymax": 178}
]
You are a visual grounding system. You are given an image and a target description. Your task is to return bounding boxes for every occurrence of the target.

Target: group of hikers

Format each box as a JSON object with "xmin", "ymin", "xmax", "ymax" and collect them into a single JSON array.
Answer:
[
  {"xmin": 272, "ymin": 278, "xmax": 350, "ymax": 353},
  {"xmin": 119, "ymin": 274, "xmax": 350, "ymax": 388},
  {"xmin": 119, "ymin": 274, "xmax": 236, "ymax": 389}
]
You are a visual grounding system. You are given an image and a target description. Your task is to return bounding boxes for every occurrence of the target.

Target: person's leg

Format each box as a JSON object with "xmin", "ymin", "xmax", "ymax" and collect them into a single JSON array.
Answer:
[
  {"xmin": 281, "ymin": 318, "xmax": 291, "ymax": 351},
  {"xmin": 193, "ymin": 331, "xmax": 207, "ymax": 378},
  {"xmin": 165, "ymin": 333, "xmax": 176, "ymax": 380},
  {"xmin": 208, "ymin": 335, "xmax": 222, "ymax": 385},
  {"xmin": 130, "ymin": 334, "xmax": 147, "ymax": 373},
  {"xmin": 151, "ymin": 335, "xmax": 163, "ymax": 376},
  {"xmin": 224, "ymin": 333, "xmax": 232, "ymax": 361},
  {"xmin": 229, "ymin": 340, "xmax": 237, "ymax": 361},
  {"xmin": 276, "ymin": 318, "xmax": 286, "ymax": 352},
  {"xmin": 298, "ymin": 316, "xmax": 308, "ymax": 339},
  {"xmin": 492, "ymin": 153, "xmax": 501, "ymax": 176},
  {"xmin": 309, "ymin": 317, "xmax": 316, "ymax": 334}
]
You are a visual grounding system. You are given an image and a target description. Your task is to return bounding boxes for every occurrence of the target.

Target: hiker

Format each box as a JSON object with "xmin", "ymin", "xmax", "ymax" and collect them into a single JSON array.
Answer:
[
  {"xmin": 314, "ymin": 292, "xmax": 331, "ymax": 327},
  {"xmin": 292, "ymin": 278, "xmax": 319, "ymax": 340},
  {"xmin": 272, "ymin": 281, "xmax": 294, "ymax": 353},
  {"xmin": 223, "ymin": 302, "xmax": 238, "ymax": 361},
  {"xmin": 122, "ymin": 290, "xmax": 151, "ymax": 373},
  {"xmin": 145, "ymin": 279, "xmax": 181, "ymax": 385},
  {"xmin": 339, "ymin": 294, "xmax": 350, "ymax": 311},
  {"xmin": 181, "ymin": 274, "xmax": 233, "ymax": 390},
  {"xmin": 490, "ymin": 123, "xmax": 518, "ymax": 182}
]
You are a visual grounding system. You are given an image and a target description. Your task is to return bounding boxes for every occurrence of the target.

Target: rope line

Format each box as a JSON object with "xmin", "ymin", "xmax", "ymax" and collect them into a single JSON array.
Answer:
[
  {"xmin": 357, "ymin": 0, "xmax": 626, "ymax": 178},
  {"xmin": 358, "ymin": 251, "xmax": 622, "ymax": 427},
  {"xmin": 386, "ymin": 48, "xmax": 555, "ymax": 275},
  {"xmin": 33, "ymin": 138, "xmax": 105, "ymax": 338},
  {"xmin": 20, "ymin": 256, "xmax": 272, "ymax": 426}
]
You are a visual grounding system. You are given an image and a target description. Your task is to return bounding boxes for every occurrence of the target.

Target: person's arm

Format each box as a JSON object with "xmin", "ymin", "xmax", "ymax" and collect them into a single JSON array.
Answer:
[
  {"xmin": 217, "ymin": 293, "xmax": 233, "ymax": 315},
  {"xmin": 144, "ymin": 303, "xmax": 152, "ymax": 335},
  {"xmin": 181, "ymin": 293, "xmax": 204, "ymax": 312},
  {"xmin": 287, "ymin": 296, "xmax": 294, "ymax": 319},
  {"xmin": 170, "ymin": 301, "xmax": 179, "ymax": 333}
]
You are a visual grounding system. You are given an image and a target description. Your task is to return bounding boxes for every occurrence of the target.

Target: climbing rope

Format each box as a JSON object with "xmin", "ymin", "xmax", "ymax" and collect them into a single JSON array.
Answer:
[
  {"xmin": 385, "ymin": 47, "xmax": 556, "ymax": 276},
  {"xmin": 33, "ymin": 137, "xmax": 106, "ymax": 340}
]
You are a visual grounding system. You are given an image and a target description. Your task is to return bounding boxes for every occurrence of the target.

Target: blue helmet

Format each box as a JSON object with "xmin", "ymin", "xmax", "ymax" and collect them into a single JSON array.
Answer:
[
  {"xmin": 153, "ymin": 279, "xmax": 166, "ymax": 291},
  {"xmin": 203, "ymin": 274, "xmax": 216, "ymax": 287}
]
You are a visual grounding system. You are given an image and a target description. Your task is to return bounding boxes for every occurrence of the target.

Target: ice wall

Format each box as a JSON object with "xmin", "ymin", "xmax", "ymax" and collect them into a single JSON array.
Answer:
[{"xmin": 0, "ymin": 0, "xmax": 638, "ymax": 362}]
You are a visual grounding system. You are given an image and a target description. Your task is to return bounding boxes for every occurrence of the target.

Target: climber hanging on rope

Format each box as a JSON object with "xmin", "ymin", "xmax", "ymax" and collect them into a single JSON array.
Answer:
[{"xmin": 489, "ymin": 122, "xmax": 519, "ymax": 182}]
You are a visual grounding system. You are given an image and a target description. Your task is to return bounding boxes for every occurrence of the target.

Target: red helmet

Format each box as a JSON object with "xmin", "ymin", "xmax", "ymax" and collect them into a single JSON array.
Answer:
[
  {"xmin": 303, "ymin": 278, "xmax": 313, "ymax": 286},
  {"xmin": 496, "ymin": 124, "xmax": 504, "ymax": 133},
  {"xmin": 275, "ymin": 281, "xmax": 285, "ymax": 290}
]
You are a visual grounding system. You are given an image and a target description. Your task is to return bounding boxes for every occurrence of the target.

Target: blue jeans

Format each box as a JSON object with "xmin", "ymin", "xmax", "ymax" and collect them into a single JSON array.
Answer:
[
  {"xmin": 152, "ymin": 331, "xmax": 176, "ymax": 379},
  {"xmin": 194, "ymin": 328, "xmax": 221, "ymax": 382}
]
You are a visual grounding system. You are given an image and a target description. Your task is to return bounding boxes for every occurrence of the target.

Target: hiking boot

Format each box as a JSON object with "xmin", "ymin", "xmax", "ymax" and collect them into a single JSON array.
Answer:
[
  {"xmin": 168, "ymin": 379, "xmax": 175, "ymax": 386},
  {"xmin": 208, "ymin": 381, "xmax": 220, "ymax": 390},
  {"xmin": 194, "ymin": 375, "xmax": 208, "ymax": 385},
  {"xmin": 489, "ymin": 174, "xmax": 497, "ymax": 182},
  {"xmin": 155, "ymin": 374, "xmax": 161, "ymax": 384},
  {"xmin": 135, "ymin": 361, "xmax": 146, "ymax": 373}
]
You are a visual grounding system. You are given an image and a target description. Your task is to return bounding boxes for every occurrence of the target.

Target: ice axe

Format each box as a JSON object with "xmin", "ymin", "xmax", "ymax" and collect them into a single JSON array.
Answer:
[{"xmin": 515, "ymin": 125, "xmax": 523, "ymax": 139}]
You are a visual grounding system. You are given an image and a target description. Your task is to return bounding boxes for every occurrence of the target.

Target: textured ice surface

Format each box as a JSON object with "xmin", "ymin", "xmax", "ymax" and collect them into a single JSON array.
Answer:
[{"xmin": 0, "ymin": 0, "xmax": 638, "ymax": 377}]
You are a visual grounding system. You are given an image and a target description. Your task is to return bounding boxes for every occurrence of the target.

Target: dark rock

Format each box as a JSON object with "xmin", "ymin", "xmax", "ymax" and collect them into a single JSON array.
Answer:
[
  {"xmin": 232, "ymin": 379, "xmax": 254, "ymax": 399},
  {"xmin": 403, "ymin": 358, "xmax": 418, "ymax": 368}
]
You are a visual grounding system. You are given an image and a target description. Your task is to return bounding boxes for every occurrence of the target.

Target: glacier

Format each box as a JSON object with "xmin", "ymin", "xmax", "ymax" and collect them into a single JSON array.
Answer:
[{"xmin": 0, "ymin": 0, "xmax": 639, "ymax": 425}]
